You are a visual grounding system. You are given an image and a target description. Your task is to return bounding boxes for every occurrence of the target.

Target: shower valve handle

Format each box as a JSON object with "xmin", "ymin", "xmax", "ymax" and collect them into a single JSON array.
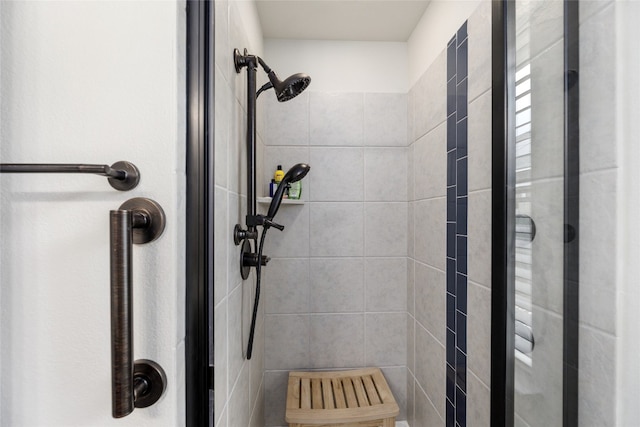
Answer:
[
  {"xmin": 242, "ymin": 251, "xmax": 271, "ymax": 267},
  {"xmin": 263, "ymin": 218, "xmax": 284, "ymax": 231}
]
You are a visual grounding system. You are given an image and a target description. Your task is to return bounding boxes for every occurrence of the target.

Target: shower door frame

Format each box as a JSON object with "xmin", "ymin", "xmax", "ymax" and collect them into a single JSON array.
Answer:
[
  {"xmin": 490, "ymin": 1, "xmax": 516, "ymax": 424},
  {"xmin": 186, "ymin": 0, "xmax": 215, "ymax": 426},
  {"xmin": 490, "ymin": 0, "xmax": 580, "ymax": 425}
]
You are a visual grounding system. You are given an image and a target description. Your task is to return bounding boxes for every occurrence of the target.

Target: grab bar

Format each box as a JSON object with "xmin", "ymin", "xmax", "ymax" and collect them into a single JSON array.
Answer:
[
  {"xmin": 110, "ymin": 197, "xmax": 167, "ymax": 418},
  {"xmin": 0, "ymin": 161, "xmax": 140, "ymax": 191}
]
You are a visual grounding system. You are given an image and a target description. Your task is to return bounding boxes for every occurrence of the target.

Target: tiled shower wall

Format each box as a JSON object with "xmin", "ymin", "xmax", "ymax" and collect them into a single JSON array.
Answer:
[
  {"xmin": 213, "ymin": 1, "xmax": 266, "ymax": 426},
  {"xmin": 578, "ymin": 0, "xmax": 624, "ymax": 424},
  {"xmin": 407, "ymin": 1, "xmax": 492, "ymax": 425},
  {"xmin": 261, "ymin": 91, "xmax": 409, "ymax": 426}
]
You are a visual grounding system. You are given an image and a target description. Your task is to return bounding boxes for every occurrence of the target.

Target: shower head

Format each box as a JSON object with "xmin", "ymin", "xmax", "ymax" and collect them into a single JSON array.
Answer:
[
  {"xmin": 267, "ymin": 71, "xmax": 311, "ymax": 102},
  {"xmin": 252, "ymin": 55, "xmax": 311, "ymax": 102},
  {"xmin": 267, "ymin": 163, "xmax": 310, "ymax": 220}
]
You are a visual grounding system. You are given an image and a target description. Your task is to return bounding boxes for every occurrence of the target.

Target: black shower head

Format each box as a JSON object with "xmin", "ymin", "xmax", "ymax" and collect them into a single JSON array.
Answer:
[
  {"xmin": 282, "ymin": 162, "xmax": 310, "ymax": 184},
  {"xmin": 267, "ymin": 71, "xmax": 311, "ymax": 102},
  {"xmin": 267, "ymin": 163, "xmax": 310, "ymax": 220},
  {"xmin": 253, "ymin": 55, "xmax": 311, "ymax": 102}
]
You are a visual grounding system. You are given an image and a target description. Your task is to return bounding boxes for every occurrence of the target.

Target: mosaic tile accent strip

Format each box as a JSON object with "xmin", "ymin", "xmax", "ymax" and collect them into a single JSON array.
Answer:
[{"xmin": 446, "ymin": 21, "xmax": 468, "ymax": 427}]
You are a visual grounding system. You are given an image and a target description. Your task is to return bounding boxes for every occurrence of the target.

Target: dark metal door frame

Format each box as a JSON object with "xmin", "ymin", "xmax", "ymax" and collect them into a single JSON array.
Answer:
[
  {"xmin": 491, "ymin": 0, "xmax": 579, "ymax": 425},
  {"xmin": 490, "ymin": 1, "xmax": 516, "ymax": 425},
  {"xmin": 186, "ymin": 1, "xmax": 214, "ymax": 426}
]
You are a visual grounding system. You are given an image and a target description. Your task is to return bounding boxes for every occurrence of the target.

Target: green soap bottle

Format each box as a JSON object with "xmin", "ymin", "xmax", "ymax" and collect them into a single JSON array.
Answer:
[{"xmin": 288, "ymin": 181, "xmax": 301, "ymax": 199}]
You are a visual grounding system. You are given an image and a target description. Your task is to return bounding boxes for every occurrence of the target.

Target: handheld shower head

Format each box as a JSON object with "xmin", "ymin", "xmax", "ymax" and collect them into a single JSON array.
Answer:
[
  {"xmin": 267, "ymin": 163, "xmax": 310, "ymax": 220},
  {"xmin": 267, "ymin": 71, "xmax": 311, "ymax": 102}
]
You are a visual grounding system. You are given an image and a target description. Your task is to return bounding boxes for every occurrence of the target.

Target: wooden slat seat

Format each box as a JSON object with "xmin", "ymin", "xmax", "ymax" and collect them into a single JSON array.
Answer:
[{"xmin": 286, "ymin": 368, "xmax": 399, "ymax": 427}]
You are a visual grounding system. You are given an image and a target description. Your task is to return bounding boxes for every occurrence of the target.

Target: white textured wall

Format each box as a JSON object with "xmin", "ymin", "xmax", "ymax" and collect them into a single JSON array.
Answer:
[
  {"xmin": 408, "ymin": 0, "xmax": 482, "ymax": 88},
  {"xmin": 265, "ymin": 39, "xmax": 408, "ymax": 93},
  {"xmin": 0, "ymin": 1, "xmax": 186, "ymax": 425}
]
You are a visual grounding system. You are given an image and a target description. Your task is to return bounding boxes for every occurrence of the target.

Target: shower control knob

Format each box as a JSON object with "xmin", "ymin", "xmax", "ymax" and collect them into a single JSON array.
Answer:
[{"xmin": 242, "ymin": 251, "xmax": 270, "ymax": 268}]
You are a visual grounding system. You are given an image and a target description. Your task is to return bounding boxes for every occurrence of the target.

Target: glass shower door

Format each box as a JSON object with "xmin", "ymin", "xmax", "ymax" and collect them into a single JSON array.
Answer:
[{"xmin": 510, "ymin": 0, "xmax": 575, "ymax": 425}]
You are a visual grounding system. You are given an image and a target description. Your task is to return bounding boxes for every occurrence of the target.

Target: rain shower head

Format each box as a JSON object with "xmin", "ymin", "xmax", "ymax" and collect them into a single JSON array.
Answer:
[
  {"xmin": 267, "ymin": 163, "xmax": 310, "ymax": 220},
  {"xmin": 267, "ymin": 71, "xmax": 311, "ymax": 102}
]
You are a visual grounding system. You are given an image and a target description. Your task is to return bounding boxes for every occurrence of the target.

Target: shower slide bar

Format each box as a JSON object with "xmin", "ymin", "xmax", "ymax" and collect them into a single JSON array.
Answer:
[
  {"xmin": 110, "ymin": 198, "xmax": 167, "ymax": 418},
  {"xmin": 0, "ymin": 161, "xmax": 140, "ymax": 191}
]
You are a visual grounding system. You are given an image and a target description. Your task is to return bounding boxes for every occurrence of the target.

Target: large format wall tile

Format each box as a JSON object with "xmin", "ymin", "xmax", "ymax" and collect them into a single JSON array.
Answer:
[
  {"xmin": 310, "ymin": 92, "xmax": 364, "ymax": 146},
  {"xmin": 382, "ymin": 367, "xmax": 409, "ymax": 420},
  {"xmin": 467, "ymin": 372, "xmax": 490, "ymax": 427},
  {"xmin": 228, "ymin": 285, "xmax": 246, "ymax": 393},
  {"xmin": 414, "ymin": 50, "xmax": 447, "ymax": 139},
  {"xmin": 228, "ymin": 364, "xmax": 250, "ymax": 427},
  {"xmin": 262, "ymin": 203, "xmax": 310, "ymax": 258},
  {"xmin": 580, "ymin": 4, "xmax": 616, "ymax": 173},
  {"xmin": 265, "ymin": 315, "xmax": 310, "ymax": 370},
  {"xmin": 264, "ymin": 92, "xmax": 309, "ymax": 146},
  {"xmin": 467, "ymin": 0, "xmax": 491, "ymax": 102},
  {"xmin": 467, "ymin": 90, "xmax": 492, "ymax": 192},
  {"xmin": 580, "ymin": 169, "xmax": 617, "ymax": 333},
  {"xmin": 365, "ymin": 313, "xmax": 407, "ymax": 366},
  {"xmin": 364, "ymin": 202, "xmax": 408, "ymax": 257},
  {"xmin": 309, "ymin": 314, "xmax": 365, "ymax": 368},
  {"xmin": 415, "ymin": 261, "xmax": 446, "ymax": 345},
  {"xmin": 214, "ymin": 187, "xmax": 228, "ymax": 306},
  {"xmin": 310, "ymin": 202, "xmax": 364, "ymax": 256},
  {"xmin": 263, "ymin": 258, "xmax": 310, "ymax": 314},
  {"xmin": 365, "ymin": 257, "xmax": 407, "ymax": 312},
  {"xmin": 309, "ymin": 147, "xmax": 364, "ymax": 201},
  {"xmin": 309, "ymin": 258, "xmax": 364, "ymax": 313},
  {"xmin": 467, "ymin": 281, "xmax": 491, "ymax": 387},
  {"xmin": 215, "ymin": 65, "xmax": 231, "ymax": 187},
  {"xmin": 264, "ymin": 371, "xmax": 289, "ymax": 426},
  {"xmin": 364, "ymin": 93, "xmax": 408, "ymax": 146},
  {"xmin": 578, "ymin": 326, "xmax": 616, "ymax": 427},
  {"xmin": 414, "ymin": 123, "xmax": 447, "ymax": 201},
  {"xmin": 364, "ymin": 147, "xmax": 408, "ymax": 202},
  {"xmin": 467, "ymin": 190, "xmax": 491, "ymax": 288},
  {"xmin": 415, "ymin": 382, "xmax": 445, "ymax": 426},
  {"xmin": 214, "ymin": 300, "xmax": 228, "ymax": 426},
  {"xmin": 414, "ymin": 197, "xmax": 446, "ymax": 270},
  {"xmin": 415, "ymin": 324, "xmax": 446, "ymax": 418}
]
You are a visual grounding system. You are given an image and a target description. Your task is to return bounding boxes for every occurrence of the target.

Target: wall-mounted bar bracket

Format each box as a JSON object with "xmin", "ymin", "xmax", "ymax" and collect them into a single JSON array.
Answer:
[{"xmin": 0, "ymin": 161, "xmax": 140, "ymax": 191}]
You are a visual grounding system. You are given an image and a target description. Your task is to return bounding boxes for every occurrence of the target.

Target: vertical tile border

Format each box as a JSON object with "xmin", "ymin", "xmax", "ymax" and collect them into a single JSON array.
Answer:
[{"xmin": 446, "ymin": 21, "xmax": 468, "ymax": 427}]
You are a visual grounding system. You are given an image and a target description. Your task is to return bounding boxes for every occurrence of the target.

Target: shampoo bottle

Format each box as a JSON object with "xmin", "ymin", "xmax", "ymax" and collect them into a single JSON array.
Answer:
[
  {"xmin": 274, "ymin": 165, "xmax": 286, "ymax": 198},
  {"xmin": 274, "ymin": 165, "xmax": 284, "ymax": 185}
]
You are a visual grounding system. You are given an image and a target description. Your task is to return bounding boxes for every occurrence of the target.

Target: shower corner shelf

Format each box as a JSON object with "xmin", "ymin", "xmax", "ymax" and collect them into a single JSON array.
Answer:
[{"xmin": 257, "ymin": 196, "xmax": 304, "ymax": 205}]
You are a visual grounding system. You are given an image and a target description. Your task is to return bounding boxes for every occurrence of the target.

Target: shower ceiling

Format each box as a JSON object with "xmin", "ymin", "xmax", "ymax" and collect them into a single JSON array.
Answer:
[{"xmin": 256, "ymin": 0, "xmax": 431, "ymax": 41}]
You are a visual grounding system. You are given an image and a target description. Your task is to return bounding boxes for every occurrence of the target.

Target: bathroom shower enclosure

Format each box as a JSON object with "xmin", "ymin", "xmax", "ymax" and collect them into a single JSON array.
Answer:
[{"xmin": 2, "ymin": 0, "xmax": 639, "ymax": 426}]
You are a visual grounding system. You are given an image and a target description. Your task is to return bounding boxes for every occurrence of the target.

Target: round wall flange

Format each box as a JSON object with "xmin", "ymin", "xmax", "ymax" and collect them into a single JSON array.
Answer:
[
  {"xmin": 119, "ymin": 198, "xmax": 166, "ymax": 244},
  {"xmin": 240, "ymin": 239, "xmax": 252, "ymax": 280},
  {"xmin": 234, "ymin": 48, "xmax": 247, "ymax": 73},
  {"xmin": 108, "ymin": 161, "xmax": 140, "ymax": 191},
  {"xmin": 133, "ymin": 359, "xmax": 167, "ymax": 408}
]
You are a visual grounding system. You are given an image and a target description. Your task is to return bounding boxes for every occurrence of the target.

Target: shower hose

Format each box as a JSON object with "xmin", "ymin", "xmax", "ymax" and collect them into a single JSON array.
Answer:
[{"xmin": 246, "ymin": 226, "xmax": 268, "ymax": 360}]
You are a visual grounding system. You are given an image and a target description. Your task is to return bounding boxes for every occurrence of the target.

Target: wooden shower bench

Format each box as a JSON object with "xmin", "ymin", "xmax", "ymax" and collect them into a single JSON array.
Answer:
[{"xmin": 285, "ymin": 367, "xmax": 399, "ymax": 427}]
